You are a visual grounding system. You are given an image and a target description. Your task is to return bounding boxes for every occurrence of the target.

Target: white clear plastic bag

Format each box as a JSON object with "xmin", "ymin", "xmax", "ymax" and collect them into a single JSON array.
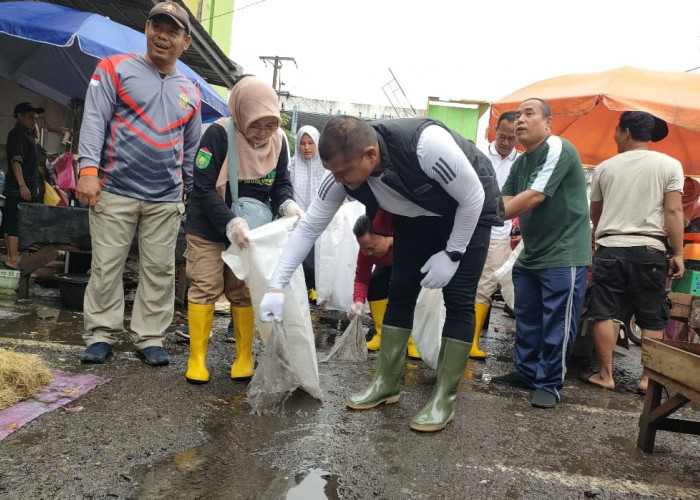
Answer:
[
  {"xmin": 314, "ymin": 201, "xmax": 365, "ymax": 311},
  {"xmin": 411, "ymin": 288, "xmax": 444, "ymax": 369},
  {"xmin": 246, "ymin": 322, "xmax": 302, "ymax": 415},
  {"xmin": 222, "ymin": 217, "xmax": 322, "ymax": 399},
  {"xmin": 321, "ymin": 316, "xmax": 367, "ymax": 363},
  {"xmin": 493, "ymin": 240, "xmax": 524, "ymax": 311}
]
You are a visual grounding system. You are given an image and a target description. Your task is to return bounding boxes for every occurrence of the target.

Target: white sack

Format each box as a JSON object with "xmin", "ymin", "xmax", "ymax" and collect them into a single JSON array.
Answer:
[
  {"xmin": 222, "ymin": 217, "xmax": 321, "ymax": 399},
  {"xmin": 493, "ymin": 240, "xmax": 524, "ymax": 311},
  {"xmin": 410, "ymin": 288, "xmax": 444, "ymax": 369},
  {"xmin": 314, "ymin": 201, "xmax": 365, "ymax": 311}
]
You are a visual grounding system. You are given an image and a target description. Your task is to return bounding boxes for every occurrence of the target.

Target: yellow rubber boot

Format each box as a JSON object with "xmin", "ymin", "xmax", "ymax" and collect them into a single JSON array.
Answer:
[
  {"xmin": 469, "ymin": 303, "xmax": 489, "ymax": 360},
  {"xmin": 407, "ymin": 335, "xmax": 421, "ymax": 359},
  {"xmin": 185, "ymin": 302, "xmax": 215, "ymax": 384},
  {"xmin": 231, "ymin": 305, "xmax": 255, "ymax": 379},
  {"xmin": 366, "ymin": 298, "xmax": 388, "ymax": 351}
]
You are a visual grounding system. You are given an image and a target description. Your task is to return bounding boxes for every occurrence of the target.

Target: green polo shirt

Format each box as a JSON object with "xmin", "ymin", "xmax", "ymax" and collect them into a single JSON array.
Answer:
[{"xmin": 502, "ymin": 135, "xmax": 591, "ymax": 269}]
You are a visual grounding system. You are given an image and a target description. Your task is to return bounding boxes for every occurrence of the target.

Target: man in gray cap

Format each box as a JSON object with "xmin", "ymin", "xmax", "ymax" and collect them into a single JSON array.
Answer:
[{"xmin": 76, "ymin": 1, "xmax": 200, "ymax": 366}]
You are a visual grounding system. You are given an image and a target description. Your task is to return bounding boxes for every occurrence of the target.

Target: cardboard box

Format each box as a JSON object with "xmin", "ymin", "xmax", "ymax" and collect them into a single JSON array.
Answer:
[
  {"xmin": 669, "ymin": 291, "xmax": 693, "ymax": 318},
  {"xmin": 670, "ymin": 270, "xmax": 700, "ymax": 296}
]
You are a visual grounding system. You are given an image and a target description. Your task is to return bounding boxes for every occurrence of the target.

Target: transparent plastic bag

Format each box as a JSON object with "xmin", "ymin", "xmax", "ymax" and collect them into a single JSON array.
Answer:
[
  {"xmin": 321, "ymin": 316, "xmax": 367, "ymax": 363},
  {"xmin": 314, "ymin": 201, "xmax": 364, "ymax": 311},
  {"xmin": 494, "ymin": 240, "xmax": 524, "ymax": 311},
  {"xmin": 247, "ymin": 322, "xmax": 302, "ymax": 415}
]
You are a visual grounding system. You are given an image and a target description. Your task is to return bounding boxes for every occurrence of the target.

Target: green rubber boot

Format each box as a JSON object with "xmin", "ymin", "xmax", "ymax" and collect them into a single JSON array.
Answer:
[
  {"xmin": 410, "ymin": 337, "xmax": 471, "ymax": 432},
  {"xmin": 347, "ymin": 325, "xmax": 411, "ymax": 410}
]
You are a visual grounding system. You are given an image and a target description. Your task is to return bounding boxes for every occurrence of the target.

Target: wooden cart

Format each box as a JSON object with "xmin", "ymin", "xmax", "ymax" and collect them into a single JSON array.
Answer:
[{"xmin": 637, "ymin": 338, "xmax": 700, "ymax": 452}]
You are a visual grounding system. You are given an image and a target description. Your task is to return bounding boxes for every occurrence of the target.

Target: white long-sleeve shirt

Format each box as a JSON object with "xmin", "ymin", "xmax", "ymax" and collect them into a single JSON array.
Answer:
[{"xmin": 269, "ymin": 125, "xmax": 485, "ymax": 289}]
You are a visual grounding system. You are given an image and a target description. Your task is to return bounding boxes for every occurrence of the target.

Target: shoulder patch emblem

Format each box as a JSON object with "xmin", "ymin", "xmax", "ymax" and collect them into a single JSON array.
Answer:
[
  {"xmin": 195, "ymin": 147, "xmax": 212, "ymax": 169},
  {"xmin": 179, "ymin": 93, "xmax": 190, "ymax": 111}
]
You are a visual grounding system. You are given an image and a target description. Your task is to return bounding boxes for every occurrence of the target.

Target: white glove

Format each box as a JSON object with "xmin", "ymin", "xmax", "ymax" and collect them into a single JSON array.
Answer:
[
  {"xmin": 420, "ymin": 251, "xmax": 460, "ymax": 289},
  {"xmin": 226, "ymin": 217, "xmax": 249, "ymax": 249},
  {"xmin": 280, "ymin": 199, "xmax": 305, "ymax": 221},
  {"xmin": 347, "ymin": 301, "xmax": 365, "ymax": 320},
  {"xmin": 260, "ymin": 290, "xmax": 285, "ymax": 322}
]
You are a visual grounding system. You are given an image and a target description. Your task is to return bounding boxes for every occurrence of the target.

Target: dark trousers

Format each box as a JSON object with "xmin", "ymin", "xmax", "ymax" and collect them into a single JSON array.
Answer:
[
  {"xmin": 383, "ymin": 215, "xmax": 491, "ymax": 342},
  {"xmin": 512, "ymin": 265, "xmax": 587, "ymax": 399},
  {"xmin": 367, "ymin": 265, "xmax": 391, "ymax": 302},
  {"xmin": 302, "ymin": 245, "xmax": 315, "ymax": 290}
]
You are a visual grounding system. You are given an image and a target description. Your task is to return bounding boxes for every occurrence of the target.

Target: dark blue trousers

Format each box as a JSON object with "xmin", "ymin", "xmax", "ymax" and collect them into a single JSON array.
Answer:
[
  {"xmin": 384, "ymin": 216, "xmax": 491, "ymax": 342},
  {"xmin": 512, "ymin": 265, "xmax": 587, "ymax": 399}
]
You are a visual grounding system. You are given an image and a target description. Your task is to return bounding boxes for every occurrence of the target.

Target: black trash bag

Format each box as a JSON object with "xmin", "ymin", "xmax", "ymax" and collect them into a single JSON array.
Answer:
[
  {"xmin": 321, "ymin": 316, "xmax": 367, "ymax": 363},
  {"xmin": 247, "ymin": 322, "xmax": 302, "ymax": 415}
]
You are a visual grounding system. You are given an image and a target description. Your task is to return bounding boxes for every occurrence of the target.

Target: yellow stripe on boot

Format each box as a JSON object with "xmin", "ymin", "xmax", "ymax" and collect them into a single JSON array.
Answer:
[
  {"xmin": 186, "ymin": 302, "xmax": 215, "ymax": 384},
  {"xmin": 231, "ymin": 305, "xmax": 255, "ymax": 379},
  {"xmin": 367, "ymin": 298, "xmax": 388, "ymax": 351},
  {"xmin": 469, "ymin": 302, "xmax": 489, "ymax": 360}
]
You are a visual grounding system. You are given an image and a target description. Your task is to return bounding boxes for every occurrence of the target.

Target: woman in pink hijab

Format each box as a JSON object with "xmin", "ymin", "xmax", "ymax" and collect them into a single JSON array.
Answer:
[{"xmin": 183, "ymin": 77, "xmax": 303, "ymax": 384}]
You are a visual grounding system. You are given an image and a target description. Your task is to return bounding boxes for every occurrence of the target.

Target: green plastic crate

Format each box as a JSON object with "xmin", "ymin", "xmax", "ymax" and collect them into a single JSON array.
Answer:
[{"xmin": 671, "ymin": 270, "xmax": 700, "ymax": 296}]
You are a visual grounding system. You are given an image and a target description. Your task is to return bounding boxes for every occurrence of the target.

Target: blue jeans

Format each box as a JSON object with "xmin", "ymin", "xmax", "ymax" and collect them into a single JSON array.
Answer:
[{"xmin": 512, "ymin": 265, "xmax": 587, "ymax": 399}]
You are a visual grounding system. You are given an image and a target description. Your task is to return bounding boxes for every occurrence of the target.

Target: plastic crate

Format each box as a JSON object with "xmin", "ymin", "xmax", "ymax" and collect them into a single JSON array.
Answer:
[
  {"xmin": 0, "ymin": 269, "xmax": 20, "ymax": 293},
  {"xmin": 671, "ymin": 270, "xmax": 700, "ymax": 296}
]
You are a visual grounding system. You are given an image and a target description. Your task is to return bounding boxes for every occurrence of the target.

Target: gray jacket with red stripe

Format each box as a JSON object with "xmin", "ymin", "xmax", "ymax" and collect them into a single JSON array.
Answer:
[{"xmin": 78, "ymin": 54, "xmax": 202, "ymax": 202}]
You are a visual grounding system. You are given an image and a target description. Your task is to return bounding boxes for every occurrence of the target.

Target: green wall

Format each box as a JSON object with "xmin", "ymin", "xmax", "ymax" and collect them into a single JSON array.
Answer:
[{"xmin": 427, "ymin": 105, "xmax": 480, "ymax": 142}]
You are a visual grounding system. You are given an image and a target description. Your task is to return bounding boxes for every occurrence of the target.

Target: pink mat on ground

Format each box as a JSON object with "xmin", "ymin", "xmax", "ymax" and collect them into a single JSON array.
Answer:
[{"xmin": 0, "ymin": 370, "xmax": 109, "ymax": 441}]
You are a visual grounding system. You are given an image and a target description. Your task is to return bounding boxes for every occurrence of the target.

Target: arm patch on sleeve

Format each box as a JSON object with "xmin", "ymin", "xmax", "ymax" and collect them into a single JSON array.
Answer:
[{"xmin": 195, "ymin": 148, "xmax": 212, "ymax": 169}]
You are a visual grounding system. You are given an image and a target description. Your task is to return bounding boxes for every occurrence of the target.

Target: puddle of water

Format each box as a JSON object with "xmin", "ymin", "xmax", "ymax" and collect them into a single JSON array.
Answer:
[
  {"xmin": 283, "ymin": 468, "xmax": 340, "ymax": 500},
  {"xmin": 131, "ymin": 390, "xmax": 339, "ymax": 499}
]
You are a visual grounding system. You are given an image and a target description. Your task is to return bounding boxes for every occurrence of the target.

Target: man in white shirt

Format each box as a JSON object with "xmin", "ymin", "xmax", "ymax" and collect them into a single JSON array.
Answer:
[
  {"xmin": 584, "ymin": 111, "xmax": 684, "ymax": 394},
  {"xmin": 471, "ymin": 111, "xmax": 519, "ymax": 359}
]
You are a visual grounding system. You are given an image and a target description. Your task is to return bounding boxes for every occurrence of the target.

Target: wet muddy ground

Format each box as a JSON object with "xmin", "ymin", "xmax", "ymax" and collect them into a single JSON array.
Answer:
[{"xmin": 1, "ymin": 283, "xmax": 699, "ymax": 499}]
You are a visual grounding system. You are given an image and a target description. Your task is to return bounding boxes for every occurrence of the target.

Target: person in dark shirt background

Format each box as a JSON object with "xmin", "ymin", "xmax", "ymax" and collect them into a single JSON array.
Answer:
[{"xmin": 3, "ymin": 102, "xmax": 42, "ymax": 270}]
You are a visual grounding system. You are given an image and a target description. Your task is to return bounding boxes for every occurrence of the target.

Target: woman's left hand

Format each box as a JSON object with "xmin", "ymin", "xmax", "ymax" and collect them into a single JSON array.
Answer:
[{"xmin": 280, "ymin": 200, "xmax": 305, "ymax": 221}]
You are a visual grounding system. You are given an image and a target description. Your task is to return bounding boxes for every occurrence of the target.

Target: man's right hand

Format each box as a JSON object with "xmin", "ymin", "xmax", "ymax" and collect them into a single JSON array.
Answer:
[
  {"xmin": 76, "ymin": 175, "xmax": 102, "ymax": 208},
  {"xmin": 669, "ymin": 254, "xmax": 685, "ymax": 280},
  {"xmin": 19, "ymin": 185, "xmax": 31, "ymax": 201},
  {"xmin": 347, "ymin": 301, "xmax": 364, "ymax": 320},
  {"xmin": 260, "ymin": 289, "xmax": 284, "ymax": 322}
]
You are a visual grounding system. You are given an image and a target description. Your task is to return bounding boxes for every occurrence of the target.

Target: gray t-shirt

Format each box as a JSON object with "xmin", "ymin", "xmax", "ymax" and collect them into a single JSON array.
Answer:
[{"xmin": 590, "ymin": 149, "xmax": 684, "ymax": 251}]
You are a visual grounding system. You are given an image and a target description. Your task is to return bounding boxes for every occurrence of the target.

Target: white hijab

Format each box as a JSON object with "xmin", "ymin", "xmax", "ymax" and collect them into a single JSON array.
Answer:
[{"xmin": 290, "ymin": 125, "xmax": 326, "ymax": 211}]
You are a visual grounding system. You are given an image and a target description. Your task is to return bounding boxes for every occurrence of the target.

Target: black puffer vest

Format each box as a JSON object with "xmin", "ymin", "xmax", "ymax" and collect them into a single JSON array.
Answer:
[{"xmin": 345, "ymin": 118, "xmax": 504, "ymax": 226}]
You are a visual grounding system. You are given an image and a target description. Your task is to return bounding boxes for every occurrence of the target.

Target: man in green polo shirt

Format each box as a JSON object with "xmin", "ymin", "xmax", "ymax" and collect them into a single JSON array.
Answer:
[{"xmin": 492, "ymin": 97, "xmax": 591, "ymax": 409}]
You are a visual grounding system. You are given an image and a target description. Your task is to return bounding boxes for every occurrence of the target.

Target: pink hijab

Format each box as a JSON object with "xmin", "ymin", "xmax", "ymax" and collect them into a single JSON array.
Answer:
[{"xmin": 214, "ymin": 77, "xmax": 282, "ymax": 198}]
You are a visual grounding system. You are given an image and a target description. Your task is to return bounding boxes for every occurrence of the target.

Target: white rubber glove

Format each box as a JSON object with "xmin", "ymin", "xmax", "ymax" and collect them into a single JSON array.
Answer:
[
  {"xmin": 280, "ymin": 199, "xmax": 305, "ymax": 221},
  {"xmin": 347, "ymin": 301, "xmax": 364, "ymax": 320},
  {"xmin": 260, "ymin": 289, "xmax": 284, "ymax": 322},
  {"xmin": 226, "ymin": 217, "xmax": 250, "ymax": 249},
  {"xmin": 420, "ymin": 251, "xmax": 460, "ymax": 289}
]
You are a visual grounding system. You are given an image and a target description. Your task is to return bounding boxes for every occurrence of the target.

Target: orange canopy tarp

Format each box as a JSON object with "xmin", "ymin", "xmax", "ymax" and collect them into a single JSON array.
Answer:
[{"xmin": 488, "ymin": 66, "xmax": 700, "ymax": 175}]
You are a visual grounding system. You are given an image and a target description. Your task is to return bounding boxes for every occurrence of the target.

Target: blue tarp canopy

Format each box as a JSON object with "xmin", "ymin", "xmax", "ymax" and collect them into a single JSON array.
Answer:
[{"xmin": 0, "ymin": 1, "xmax": 228, "ymax": 120}]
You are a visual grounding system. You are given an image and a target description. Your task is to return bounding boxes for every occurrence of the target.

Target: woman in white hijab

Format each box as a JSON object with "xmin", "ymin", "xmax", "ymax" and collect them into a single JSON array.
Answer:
[
  {"xmin": 290, "ymin": 125, "xmax": 325, "ymax": 211},
  {"xmin": 290, "ymin": 125, "xmax": 326, "ymax": 292}
]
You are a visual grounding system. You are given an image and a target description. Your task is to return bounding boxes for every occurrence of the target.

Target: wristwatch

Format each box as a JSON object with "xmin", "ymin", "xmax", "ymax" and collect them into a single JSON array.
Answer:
[{"xmin": 444, "ymin": 250, "xmax": 464, "ymax": 262}]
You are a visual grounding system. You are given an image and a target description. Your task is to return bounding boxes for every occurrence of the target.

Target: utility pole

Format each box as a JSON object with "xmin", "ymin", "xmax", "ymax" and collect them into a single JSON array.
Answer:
[{"xmin": 259, "ymin": 56, "xmax": 297, "ymax": 97}]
